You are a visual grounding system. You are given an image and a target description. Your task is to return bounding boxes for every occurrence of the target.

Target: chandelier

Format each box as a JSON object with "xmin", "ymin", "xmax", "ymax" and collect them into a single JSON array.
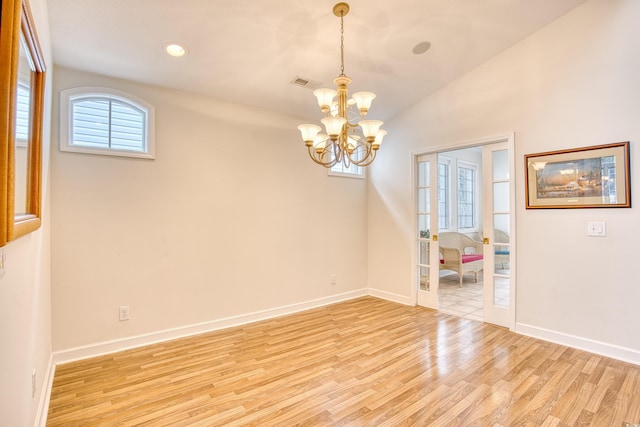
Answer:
[{"xmin": 297, "ymin": 2, "xmax": 386, "ymax": 168}]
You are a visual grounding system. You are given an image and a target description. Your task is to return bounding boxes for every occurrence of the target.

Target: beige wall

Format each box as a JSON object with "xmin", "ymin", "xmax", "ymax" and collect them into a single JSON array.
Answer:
[
  {"xmin": 368, "ymin": 0, "xmax": 640, "ymax": 361},
  {"xmin": 0, "ymin": 0, "xmax": 53, "ymax": 425},
  {"xmin": 51, "ymin": 68, "xmax": 368, "ymax": 352}
]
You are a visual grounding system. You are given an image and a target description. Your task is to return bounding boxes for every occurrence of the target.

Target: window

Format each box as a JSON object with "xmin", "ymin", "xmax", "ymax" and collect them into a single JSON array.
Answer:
[
  {"xmin": 329, "ymin": 162, "xmax": 364, "ymax": 177},
  {"xmin": 15, "ymin": 81, "xmax": 30, "ymax": 145},
  {"xmin": 458, "ymin": 162, "xmax": 478, "ymax": 229},
  {"xmin": 329, "ymin": 158, "xmax": 364, "ymax": 178},
  {"xmin": 601, "ymin": 156, "xmax": 616, "ymax": 202},
  {"xmin": 60, "ymin": 87, "xmax": 155, "ymax": 159},
  {"xmin": 437, "ymin": 159, "xmax": 451, "ymax": 230}
]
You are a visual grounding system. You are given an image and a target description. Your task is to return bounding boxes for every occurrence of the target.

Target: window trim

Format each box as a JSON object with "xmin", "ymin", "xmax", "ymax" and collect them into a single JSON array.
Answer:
[
  {"xmin": 328, "ymin": 166, "xmax": 366, "ymax": 179},
  {"xmin": 59, "ymin": 87, "xmax": 156, "ymax": 159}
]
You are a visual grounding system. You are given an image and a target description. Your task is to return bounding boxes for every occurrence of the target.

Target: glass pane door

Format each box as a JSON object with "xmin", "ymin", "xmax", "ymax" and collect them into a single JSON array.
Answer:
[
  {"xmin": 416, "ymin": 153, "xmax": 439, "ymax": 308},
  {"xmin": 482, "ymin": 142, "xmax": 514, "ymax": 327}
]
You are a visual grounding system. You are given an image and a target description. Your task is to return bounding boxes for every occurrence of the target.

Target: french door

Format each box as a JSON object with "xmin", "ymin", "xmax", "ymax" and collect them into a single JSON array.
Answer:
[
  {"xmin": 414, "ymin": 137, "xmax": 515, "ymax": 329},
  {"xmin": 481, "ymin": 141, "xmax": 514, "ymax": 327},
  {"xmin": 416, "ymin": 153, "xmax": 439, "ymax": 308}
]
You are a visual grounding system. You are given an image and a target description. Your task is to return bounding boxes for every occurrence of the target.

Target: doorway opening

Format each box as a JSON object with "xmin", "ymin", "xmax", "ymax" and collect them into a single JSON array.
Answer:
[
  {"xmin": 415, "ymin": 135, "xmax": 514, "ymax": 329},
  {"xmin": 435, "ymin": 146, "xmax": 484, "ymax": 321}
]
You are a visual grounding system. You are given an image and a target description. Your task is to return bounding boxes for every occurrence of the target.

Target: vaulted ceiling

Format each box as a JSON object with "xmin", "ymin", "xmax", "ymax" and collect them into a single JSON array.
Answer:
[{"xmin": 48, "ymin": 0, "xmax": 587, "ymax": 121}]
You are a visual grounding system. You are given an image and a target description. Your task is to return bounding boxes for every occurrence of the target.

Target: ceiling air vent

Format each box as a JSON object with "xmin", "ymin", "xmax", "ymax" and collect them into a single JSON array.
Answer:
[{"xmin": 290, "ymin": 76, "xmax": 323, "ymax": 90}]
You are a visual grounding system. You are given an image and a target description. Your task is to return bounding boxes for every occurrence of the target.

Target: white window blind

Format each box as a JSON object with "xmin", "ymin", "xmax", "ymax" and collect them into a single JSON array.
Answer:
[
  {"xmin": 71, "ymin": 98, "xmax": 145, "ymax": 152},
  {"xmin": 60, "ymin": 87, "xmax": 155, "ymax": 159},
  {"xmin": 16, "ymin": 82, "xmax": 31, "ymax": 143}
]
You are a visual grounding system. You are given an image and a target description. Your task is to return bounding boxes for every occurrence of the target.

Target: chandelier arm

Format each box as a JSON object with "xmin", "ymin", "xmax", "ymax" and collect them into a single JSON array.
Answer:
[
  {"xmin": 350, "ymin": 148, "xmax": 377, "ymax": 167},
  {"xmin": 307, "ymin": 143, "xmax": 340, "ymax": 168},
  {"xmin": 333, "ymin": 139, "xmax": 343, "ymax": 163},
  {"xmin": 307, "ymin": 149, "xmax": 338, "ymax": 168},
  {"xmin": 345, "ymin": 142, "xmax": 366, "ymax": 162},
  {"xmin": 341, "ymin": 143, "xmax": 352, "ymax": 168}
]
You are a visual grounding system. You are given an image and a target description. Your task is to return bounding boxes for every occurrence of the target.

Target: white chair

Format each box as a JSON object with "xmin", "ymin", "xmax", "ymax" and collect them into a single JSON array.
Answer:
[{"xmin": 438, "ymin": 232, "xmax": 484, "ymax": 285}]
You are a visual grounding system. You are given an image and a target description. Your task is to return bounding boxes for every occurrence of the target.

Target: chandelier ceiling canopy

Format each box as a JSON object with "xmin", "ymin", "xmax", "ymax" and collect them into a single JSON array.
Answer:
[{"xmin": 297, "ymin": 2, "xmax": 386, "ymax": 169}]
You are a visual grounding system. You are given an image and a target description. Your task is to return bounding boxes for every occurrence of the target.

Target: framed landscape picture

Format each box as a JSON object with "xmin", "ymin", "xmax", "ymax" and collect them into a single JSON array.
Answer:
[{"xmin": 525, "ymin": 141, "xmax": 630, "ymax": 209}]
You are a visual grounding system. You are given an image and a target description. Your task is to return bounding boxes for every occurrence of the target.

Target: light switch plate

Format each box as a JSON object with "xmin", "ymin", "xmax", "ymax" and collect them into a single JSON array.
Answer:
[{"xmin": 587, "ymin": 221, "xmax": 606, "ymax": 237}]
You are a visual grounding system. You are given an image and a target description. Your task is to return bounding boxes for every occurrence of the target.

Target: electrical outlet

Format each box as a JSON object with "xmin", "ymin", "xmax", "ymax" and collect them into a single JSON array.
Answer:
[
  {"xmin": 119, "ymin": 305, "xmax": 130, "ymax": 321},
  {"xmin": 31, "ymin": 369, "xmax": 36, "ymax": 398}
]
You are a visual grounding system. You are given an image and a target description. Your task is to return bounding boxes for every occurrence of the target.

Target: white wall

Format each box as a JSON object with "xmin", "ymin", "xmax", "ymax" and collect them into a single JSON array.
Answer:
[
  {"xmin": 0, "ymin": 0, "xmax": 53, "ymax": 425},
  {"xmin": 368, "ymin": 0, "xmax": 640, "ymax": 361},
  {"xmin": 51, "ymin": 68, "xmax": 367, "ymax": 353}
]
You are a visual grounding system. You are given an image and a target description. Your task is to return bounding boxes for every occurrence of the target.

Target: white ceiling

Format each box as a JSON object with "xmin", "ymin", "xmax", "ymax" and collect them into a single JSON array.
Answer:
[{"xmin": 48, "ymin": 0, "xmax": 588, "ymax": 121}]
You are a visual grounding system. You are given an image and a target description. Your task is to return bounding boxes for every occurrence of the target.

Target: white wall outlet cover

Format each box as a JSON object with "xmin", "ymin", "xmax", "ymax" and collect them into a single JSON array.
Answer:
[{"xmin": 119, "ymin": 305, "xmax": 131, "ymax": 321}]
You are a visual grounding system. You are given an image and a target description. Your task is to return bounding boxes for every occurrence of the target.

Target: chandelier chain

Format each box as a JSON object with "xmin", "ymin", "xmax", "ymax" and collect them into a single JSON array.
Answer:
[{"xmin": 340, "ymin": 13, "xmax": 345, "ymax": 76}]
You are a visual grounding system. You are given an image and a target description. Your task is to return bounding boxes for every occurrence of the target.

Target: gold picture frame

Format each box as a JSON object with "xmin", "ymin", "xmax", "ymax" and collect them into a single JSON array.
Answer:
[
  {"xmin": 525, "ymin": 141, "xmax": 630, "ymax": 209},
  {"xmin": 0, "ymin": 0, "xmax": 46, "ymax": 246}
]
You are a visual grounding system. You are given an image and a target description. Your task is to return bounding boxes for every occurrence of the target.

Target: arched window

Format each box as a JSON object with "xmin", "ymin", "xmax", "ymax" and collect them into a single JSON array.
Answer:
[{"xmin": 60, "ymin": 87, "xmax": 155, "ymax": 159}]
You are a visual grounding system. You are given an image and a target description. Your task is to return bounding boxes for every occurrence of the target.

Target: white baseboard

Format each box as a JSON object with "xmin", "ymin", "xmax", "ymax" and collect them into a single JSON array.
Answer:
[
  {"xmin": 34, "ymin": 354, "xmax": 55, "ymax": 427},
  {"xmin": 516, "ymin": 322, "xmax": 640, "ymax": 366},
  {"xmin": 52, "ymin": 289, "xmax": 368, "ymax": 365},
  {"xmin": 55, "ymin": 296, "xmax": 638, "ymax": 367},
  {"xmin": 367, "ymin": 288, "xmax": 414, "ymax": 306}
]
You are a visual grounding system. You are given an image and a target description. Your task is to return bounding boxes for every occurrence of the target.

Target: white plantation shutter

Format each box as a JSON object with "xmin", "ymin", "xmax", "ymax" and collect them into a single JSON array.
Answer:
[
  {"xmin": 16, "ymin": 82, "xmax": 31, "ymax": 143},
  {"xmin": 71, "ymin": 98, "xmax": 145, "ymax": 151},
  {"xmin": 60, "ymin": 87, "xmax": 155, "ymax": 159}
]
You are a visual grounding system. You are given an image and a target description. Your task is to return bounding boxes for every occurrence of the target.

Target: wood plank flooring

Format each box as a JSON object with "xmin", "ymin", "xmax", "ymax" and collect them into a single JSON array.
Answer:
[{"xmin": 47, "ymin": 297, "xmax": 640, "ymax": 426}]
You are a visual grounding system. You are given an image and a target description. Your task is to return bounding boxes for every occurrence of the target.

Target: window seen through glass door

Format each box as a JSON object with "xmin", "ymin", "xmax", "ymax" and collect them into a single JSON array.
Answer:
[
  {"xmin": 458, "ymin": 165, "xmax": 477, "ymax": 229},
  {"xmin": 437, "ymin": 162, "xmax": 449, "ymax": 230}
]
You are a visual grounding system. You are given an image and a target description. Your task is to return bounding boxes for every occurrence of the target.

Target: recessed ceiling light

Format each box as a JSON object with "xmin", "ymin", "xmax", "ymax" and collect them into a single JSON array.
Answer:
[
  {"xmin": 164, "ymin": 43, "xmax": 188, "ymax": 57},
  {"xmin": 412, "ymin": 41, "xmax": 432, "ymax": 55}
]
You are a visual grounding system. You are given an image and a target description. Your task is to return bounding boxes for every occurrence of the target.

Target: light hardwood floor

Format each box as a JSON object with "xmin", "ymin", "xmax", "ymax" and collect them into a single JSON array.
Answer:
[{"xmin": 47, "ymin": 297, "xmax": 640, "ymax": 426}]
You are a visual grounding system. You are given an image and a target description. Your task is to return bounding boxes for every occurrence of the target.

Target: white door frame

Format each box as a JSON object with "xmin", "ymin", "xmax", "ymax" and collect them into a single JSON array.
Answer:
[{"xmin": 411, "ymin": 133, "xmax": 516, "ymax": 330}]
